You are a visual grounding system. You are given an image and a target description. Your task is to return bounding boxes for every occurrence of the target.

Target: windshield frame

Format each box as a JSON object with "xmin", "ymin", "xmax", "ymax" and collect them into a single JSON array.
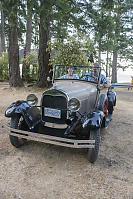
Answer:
[{"xmin": 53, "ymin": 65, "xmax": 101, "ymax": 85}]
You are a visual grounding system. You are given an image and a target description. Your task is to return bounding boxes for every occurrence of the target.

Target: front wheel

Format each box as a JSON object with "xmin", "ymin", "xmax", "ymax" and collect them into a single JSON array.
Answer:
[
  {"xmin": 88, "ymin": 128, "xmax": 100, "ymax": 163},
  {"xmin": 10, "ymin": 115, "xmax": 28, "ymax": 148}
]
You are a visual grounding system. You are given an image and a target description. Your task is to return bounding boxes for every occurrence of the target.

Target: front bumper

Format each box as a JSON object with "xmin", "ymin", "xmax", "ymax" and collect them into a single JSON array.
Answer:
[{"xmin": 7, "ymin": 127, "xmax": 95, "ymax": 149}]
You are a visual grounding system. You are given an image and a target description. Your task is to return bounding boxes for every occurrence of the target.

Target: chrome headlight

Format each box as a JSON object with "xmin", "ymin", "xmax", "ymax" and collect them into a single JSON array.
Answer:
[
  {"xmin": 26, "ymin": 94, "xmax": 38, "ymax": 106},
  {"xmin": 68, "ymin": 98, "xmax": 80, "ymax": 112}
]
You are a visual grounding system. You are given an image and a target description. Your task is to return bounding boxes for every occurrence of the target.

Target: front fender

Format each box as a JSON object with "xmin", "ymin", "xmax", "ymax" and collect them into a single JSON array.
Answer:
[
  {"xmin": 5, "ymin": 101, "xmax": 41, "ymax": 129},
  {"xmin": 82, "ymin": 111, "xmax": 104, "ymax": 130},
  {"xmin": 5, "ymin": 100, "xmax": 30, "ymax": 117}
]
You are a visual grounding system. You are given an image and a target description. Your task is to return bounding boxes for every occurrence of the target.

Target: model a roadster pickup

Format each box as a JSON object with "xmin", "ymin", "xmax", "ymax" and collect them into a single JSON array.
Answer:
[{"xmin": 5, "ymin": 65, "xmax": 116, "ymax": 163}]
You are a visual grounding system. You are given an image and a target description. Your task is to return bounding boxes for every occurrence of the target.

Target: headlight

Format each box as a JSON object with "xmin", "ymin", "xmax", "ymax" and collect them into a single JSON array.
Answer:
[
  {"xmin": 26, "ymin": 94, "xmax": 38, "ymax": 106},
  {"xmin": 68, "ymin": 98, "xmax": 80, "ymax": 112}
]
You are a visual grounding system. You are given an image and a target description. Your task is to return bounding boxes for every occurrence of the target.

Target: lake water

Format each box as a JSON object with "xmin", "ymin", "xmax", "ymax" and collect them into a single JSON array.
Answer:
[
  {"xmin": 117, "ymin": 68, "xmax": 133, "ymax": 83},
  {"xmin": 104, "ymin": 68, "xmax": 133, "ymax": 83}
]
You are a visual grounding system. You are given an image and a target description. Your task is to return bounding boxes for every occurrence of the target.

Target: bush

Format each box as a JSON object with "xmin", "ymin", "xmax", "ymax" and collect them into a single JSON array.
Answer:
[
  {"xmin": 0, "ymin": 52, "xmax": 9, "ymax": 80},
  {"xmin": 21, "ymin": 51, "xmax": 38, "ymax": 82}
]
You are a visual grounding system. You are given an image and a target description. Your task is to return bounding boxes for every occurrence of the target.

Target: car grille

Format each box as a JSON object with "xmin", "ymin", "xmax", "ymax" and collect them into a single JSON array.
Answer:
[{"xmin": 42, "ymin": 94, "xmax": 67, "ymax": 124}]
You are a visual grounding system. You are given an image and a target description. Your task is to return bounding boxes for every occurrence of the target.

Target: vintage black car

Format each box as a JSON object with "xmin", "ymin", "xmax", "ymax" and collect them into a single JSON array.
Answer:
[{"xmin": 5, "ymin": 65, "xmax": 116, "ymax": 163}]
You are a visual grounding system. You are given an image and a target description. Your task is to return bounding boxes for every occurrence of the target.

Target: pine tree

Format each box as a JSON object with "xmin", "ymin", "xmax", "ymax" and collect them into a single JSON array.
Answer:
[
  {"xmin": 24, "ymin": 0, "xmax": 32, "ymax": 57},
  {"xmin": 37, "ymin": 0, "xmax": 91, "ymax": 87},
  {"xmin": 0, "ymin": 10, "xmax": 6, "ymax": 55},
  {"xmin": 89, "ymin": 0, "xmax": 133, "ymax": 82},
  {"xmin": 22, "ymin": 0, "xmax": 33, "ymax": 82},
  {"xmin": 2, "ymin": 0, "xmax": 23, "ymax": 87}
]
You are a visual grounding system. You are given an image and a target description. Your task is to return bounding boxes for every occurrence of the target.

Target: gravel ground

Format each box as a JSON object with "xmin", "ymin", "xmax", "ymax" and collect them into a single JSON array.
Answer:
[{"xmin": 0, "ymin": 83, "xmax": 133, "ymax": 199}]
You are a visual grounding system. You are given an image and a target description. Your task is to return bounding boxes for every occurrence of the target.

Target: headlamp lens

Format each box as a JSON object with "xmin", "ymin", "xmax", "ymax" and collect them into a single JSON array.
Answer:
[
  {"xmin": 26, "ymin": 94, "xmax": 38, "ymax": 106},
  {"xmin": 68, "ymin": 98, "xmax": 80, "ymax": 112}
]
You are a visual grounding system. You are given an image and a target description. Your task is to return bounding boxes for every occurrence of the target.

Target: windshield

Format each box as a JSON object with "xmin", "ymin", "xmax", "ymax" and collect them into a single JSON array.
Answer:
[{"xmin": 54, "ymin": 65, "xmax": 101, "ymax": 84}]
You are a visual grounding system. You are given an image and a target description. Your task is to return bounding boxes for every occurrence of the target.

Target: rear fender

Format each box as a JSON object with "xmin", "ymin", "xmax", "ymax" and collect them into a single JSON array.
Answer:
[
  {"xmin": 107, "ymin": 91, "xmax": 116, "ymax": 114},
  {"xmin": 5, "ymin": 101, "xmax": 41, "ymax": 129},
  {"xmin": 107, "ymin": 91, "xmax": 116, "ymax": 106}
]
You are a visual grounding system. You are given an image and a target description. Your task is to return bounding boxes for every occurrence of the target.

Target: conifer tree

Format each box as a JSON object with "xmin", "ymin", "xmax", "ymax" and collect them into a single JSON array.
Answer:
[{"xmin": 1, "ymin": 0, "xmax": 23, "ymax": 86}]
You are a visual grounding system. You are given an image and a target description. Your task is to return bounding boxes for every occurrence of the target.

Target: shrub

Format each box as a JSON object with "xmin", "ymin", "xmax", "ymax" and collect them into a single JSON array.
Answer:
[
  {"xmin": 21, "ymin": 51, "xmax": 38, "ymax": 82},
  {"xmin": 0, "ymin": 52, "xmax": 9, "ymax": 80}
]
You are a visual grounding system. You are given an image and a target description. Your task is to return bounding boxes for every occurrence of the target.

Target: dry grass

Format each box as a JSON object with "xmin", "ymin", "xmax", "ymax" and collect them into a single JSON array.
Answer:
[{"xmin": 0, "ymin": 83, "xmax": 133, "ymax": 199}]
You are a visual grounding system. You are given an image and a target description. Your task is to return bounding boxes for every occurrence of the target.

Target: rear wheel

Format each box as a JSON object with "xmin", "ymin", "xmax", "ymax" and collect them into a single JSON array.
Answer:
[
  {"xmin": 10, "ymin": 115, "xmax": 28, "ymax": 148},
  {"xmin": 88, "ymin": 128, "xmax": 100, "ymax": 163}
]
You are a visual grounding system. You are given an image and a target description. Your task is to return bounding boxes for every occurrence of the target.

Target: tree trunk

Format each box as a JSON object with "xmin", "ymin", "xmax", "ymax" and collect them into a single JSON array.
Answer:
[
  {"xmin": 0, "ymin": 30, "xmax": 2, "ymax": 56},
  {"xmin": 108, "ymin": 53, "xmax": 111, "ymax": 79},
  {"xmin": 22, "ymin": 0, "xmax": 32, "ymax": 81},
  {"xmin": 1, "ymin": 10, "xmax": 6, "ymax": 52},
  {"xmin": 23, "ymin": 0, "xmax": 32, "ymax": 57},
  {"xmin": 98, "ymin": 50, "xmax": 101, "ymax": 65},
  {"xmin": 23, "ymin": 17, "xmax": 32, "ymax": 57},
  {"xmin": 111, "ymin": 50, "xmax": 117, "ymax": 83},
  {"xmin": 111, "ymin": 2, "xmax": 120, "ymax": 84},
  {"xmin": 37, "ymin": 2, "xmax": 50, "ymax": 88},
  {"xmin": 8, "ymin": 5, "xmax": 23, "ymax": 87},
  {"xmin": 98, "ymin": 39, "xmax": 101, "ymax": 66},
  {"xmin": 106, "ymin": 50, "xmax": 109, "ymax": 77}
]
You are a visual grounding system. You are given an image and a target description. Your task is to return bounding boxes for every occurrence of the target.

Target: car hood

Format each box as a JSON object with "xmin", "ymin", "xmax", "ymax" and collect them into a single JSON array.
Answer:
[{"xmin": 53, "ymin": 80, "xmax": 97, "ymax": 100}]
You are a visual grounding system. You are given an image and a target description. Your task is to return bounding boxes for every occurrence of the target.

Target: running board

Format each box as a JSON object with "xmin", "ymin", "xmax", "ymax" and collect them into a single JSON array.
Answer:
[
  {"xmin": 111, "ymin": 84, "xmax": 133, "ymax": 88},
  {"xmin": 7, "ymin": 127, "xmax": 95, "ymax": 149}
]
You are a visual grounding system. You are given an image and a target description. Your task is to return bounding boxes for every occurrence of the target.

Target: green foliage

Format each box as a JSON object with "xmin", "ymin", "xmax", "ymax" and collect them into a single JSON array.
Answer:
[
  {"xmin": 1, "ymin": 0, "xmax": 133, "ymax": 85},
  {"xmin": 50, "ymin": 0, "xmax": 90, "ymax": 40},
  {"xmin": 21, "ymin": 51, "xmax": 38, "ymax": 82},
  {"xmin": 89, "ymin": 0, "xmax": 133, "ymax": 80},
  {"xmin": 0, "ymin": 52, "xmax": 9, "ymax": 80},
  {"xmin": 48, "ymin": 35, "xmax": 95, "ymax": 66}
]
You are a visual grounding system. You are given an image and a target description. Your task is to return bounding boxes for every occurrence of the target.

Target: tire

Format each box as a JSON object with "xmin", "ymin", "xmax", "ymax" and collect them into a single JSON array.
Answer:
[
  {"xmin": 10, "ymin": 115, "xmax": 27, "ymax": 148},
  {"xmin": 88, "ymin": 128, "xmax": 100, "ymax": 163}
]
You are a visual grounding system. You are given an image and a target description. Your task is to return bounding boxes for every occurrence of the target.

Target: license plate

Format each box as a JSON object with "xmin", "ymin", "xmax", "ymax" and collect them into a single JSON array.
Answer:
[{"xmin": 44, "ymin": 108, "xmax": 61, "ymax": 119}]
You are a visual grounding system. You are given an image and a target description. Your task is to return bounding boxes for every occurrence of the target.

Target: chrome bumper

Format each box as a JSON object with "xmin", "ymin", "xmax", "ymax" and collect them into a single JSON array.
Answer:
[{"xmin": 8, "ymin": 127, "xmax": 95, "ymax": 148}]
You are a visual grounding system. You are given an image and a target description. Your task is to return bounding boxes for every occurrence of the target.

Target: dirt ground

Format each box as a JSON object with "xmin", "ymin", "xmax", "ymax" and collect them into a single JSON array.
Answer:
[{"xmin": 0, "ymin": 82, "xmax": 133, "ymax": 199}]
